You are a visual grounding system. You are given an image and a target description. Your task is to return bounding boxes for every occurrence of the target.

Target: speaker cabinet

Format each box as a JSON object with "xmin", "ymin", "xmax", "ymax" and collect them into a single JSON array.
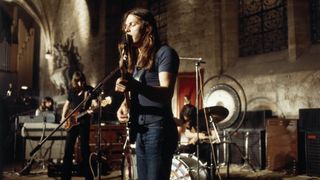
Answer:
[
  {"xmin": 24, "ymin": 138, "xmax": 65, "ymax": 160},
  {"xmin": 241, "ymin": 110, "xmax": 272, "ymax": 129},
  {"xmin": 305, "ymin": 132, "xmax": 320, "ymax": 177},
  {"xmin": 266, "ymin": 118, "xmax": 298, "ymax": 172},
  {"xmin": 299, "ymin": 108, "xmax": 320, "ymax": 131},
  {"xmin": 298, "ymin": 108, "xmax": 320, "ymax": 174},
  {"xmin": 75, "ymin": 123, "xmax": 126, "ymax": 170}
]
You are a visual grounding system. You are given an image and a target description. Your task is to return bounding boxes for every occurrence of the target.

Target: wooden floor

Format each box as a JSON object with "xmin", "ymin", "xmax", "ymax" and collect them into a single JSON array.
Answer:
[{"xmin": 2, "ymin": 162, "xmax": 320, "ymax": 180}]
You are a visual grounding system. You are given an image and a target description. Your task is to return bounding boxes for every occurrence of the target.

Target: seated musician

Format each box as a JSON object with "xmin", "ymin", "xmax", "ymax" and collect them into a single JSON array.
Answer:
[
  {"xmin": 35, "ymin": 96, "xmax": 54, "ymax": 116},
  {"xmin": 177, "ymin": 103, "xmax": 208, "ymax": 154},
  {"xmin": 177, "ymin": 102, "xmax": 216, "ymax": 180}
]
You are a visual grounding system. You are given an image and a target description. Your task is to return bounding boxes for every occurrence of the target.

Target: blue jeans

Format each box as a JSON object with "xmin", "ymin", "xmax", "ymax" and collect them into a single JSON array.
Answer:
[{"xmin": 135, "ymin": 120, "xmax": 178, "ymax": 180}]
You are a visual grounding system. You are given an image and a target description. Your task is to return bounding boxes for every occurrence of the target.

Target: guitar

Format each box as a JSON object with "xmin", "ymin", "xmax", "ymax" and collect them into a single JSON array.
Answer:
[
  {"xmin": 64, "ymin": 96, "xmax": 112, "ymax": 131},
  {"xmin": 120, "ymin": 34, "xmax": 138, "ymax": 144}
]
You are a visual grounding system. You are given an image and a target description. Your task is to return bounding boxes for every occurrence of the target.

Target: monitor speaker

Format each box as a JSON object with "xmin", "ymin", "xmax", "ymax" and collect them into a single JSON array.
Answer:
[
  {"xmin": 266, "ymin": 118, "xmax": 298, "ymax": 173},
  {"xmin": 298, "ymin": 108, "xmax": 320, "ymax": 173},
  {"xmin": 305, "ymin": 132, "xmax": 320, "ymax": 177}
]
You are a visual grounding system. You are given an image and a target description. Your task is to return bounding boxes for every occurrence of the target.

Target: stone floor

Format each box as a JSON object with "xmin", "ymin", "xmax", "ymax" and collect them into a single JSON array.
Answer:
[{"xmin": 2, "ymin": 162, "xmax": 320, "ymax": 180}]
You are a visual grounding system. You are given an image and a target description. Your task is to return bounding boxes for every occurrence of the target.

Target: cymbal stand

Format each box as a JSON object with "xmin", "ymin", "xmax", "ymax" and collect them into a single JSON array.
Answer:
[
  {"xmin": 241, "ymin": 131, "xmax": 255, "ymax": 170},
  {"xmin": 208, "ymin": 116, "xmax": 222, "ymax": 179},
  {"xmin": 218, "ymin": 133, "xmax": 256, "ymax": 178}
]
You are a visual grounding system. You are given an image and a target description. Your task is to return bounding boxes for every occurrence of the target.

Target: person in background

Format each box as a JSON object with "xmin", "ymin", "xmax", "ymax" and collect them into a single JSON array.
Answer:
[
  {"xmin": 60, "ymin": 71, "xmax": 95, "ymax": 180},
  {"xmin": 178, "ymin": 102, "xmax": 216, "ymax": 180},
  {"xmin": 115, "ymin": 8, "xmax": 180, "ymax": 180},
  {"xmin": 35, "ymin": 96, "xmax": 54, "ymax": 116},
  {"xmin": 177, "ymin": 103, "xmax": 208, "ymax": 154}
]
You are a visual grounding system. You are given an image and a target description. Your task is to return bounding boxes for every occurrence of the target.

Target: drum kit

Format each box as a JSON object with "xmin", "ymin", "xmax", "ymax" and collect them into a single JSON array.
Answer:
[{"xmin": 121, "ymin": 105, "xmax": 229, "ymax": 180}]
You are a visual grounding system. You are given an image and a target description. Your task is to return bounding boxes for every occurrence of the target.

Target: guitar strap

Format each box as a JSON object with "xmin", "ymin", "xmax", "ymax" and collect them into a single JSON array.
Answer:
[{"xmin": 132, "ymin": 66, "xmax": 145, "ymax": 105}]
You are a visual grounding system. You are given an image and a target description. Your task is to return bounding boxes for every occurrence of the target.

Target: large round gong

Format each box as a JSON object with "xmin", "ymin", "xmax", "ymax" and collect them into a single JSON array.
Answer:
[{"xmin": 204, "ymin": 83, "xmax": 241, "ymax": 129}]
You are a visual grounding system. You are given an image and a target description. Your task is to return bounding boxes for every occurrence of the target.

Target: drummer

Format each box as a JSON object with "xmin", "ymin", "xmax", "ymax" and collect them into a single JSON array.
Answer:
[
  {"xmin": 177, "ymin": 103, "xmax": 208, "ymax": 154},
  {"xmin": 177, "ymin": 99, "xmax": 216, "ymax": 180}
]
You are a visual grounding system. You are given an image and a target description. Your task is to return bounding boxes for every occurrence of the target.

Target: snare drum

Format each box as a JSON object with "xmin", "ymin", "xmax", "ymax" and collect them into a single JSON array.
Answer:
[{"xmin": 170, "ymin": 153, "xmax": 208, "ymax": 180}]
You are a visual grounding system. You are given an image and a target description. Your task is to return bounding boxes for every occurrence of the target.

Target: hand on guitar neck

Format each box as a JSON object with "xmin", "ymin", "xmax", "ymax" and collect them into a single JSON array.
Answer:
[{"xmin": 64, "ymin": 96, "xmax": 112, "ymax": 132}]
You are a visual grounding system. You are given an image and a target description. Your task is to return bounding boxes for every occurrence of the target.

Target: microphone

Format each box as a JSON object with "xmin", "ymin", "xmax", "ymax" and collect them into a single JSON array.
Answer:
[{"xmin": 123, "ymin": 34, "xmax": 133, "ymax": 55}]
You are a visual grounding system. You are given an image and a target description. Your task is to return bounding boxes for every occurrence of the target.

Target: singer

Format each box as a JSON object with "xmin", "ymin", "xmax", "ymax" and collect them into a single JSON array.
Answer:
[{"xmin": 115, "ymin": 8, "xmax": 180, "ymax": 180}]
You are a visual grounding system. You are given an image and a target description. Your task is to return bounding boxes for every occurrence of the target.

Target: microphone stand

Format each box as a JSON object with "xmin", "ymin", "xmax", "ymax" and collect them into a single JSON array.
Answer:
[
  {"xmin": 180, "ymin": 57, "xmax": 205, "ymax": 180},
  {"xmin": 19, "ymin": 67, "xmax": 120, "ymax": 175},
  {"xmin": 95, "ymin": 90, "xmax": 104, "ymax": 180}
]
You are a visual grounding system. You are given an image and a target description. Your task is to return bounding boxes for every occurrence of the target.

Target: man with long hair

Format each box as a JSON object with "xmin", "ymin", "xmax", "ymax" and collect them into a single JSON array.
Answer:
[
  {"xmin": 60, "ymin": 71, "xmax": 94, "ymax": 180},
  {"xmin": 115, "ymin": 8, "xmax": 180, "ymax": 180}
]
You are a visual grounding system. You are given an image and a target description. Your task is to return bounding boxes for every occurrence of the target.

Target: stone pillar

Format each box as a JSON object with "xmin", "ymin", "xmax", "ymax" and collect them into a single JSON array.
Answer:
[
  {"xmin": 287, "ymin": 0, "xmax": 311, "ymax": 62},
  {"xmin": 221, "ymin": 0, "xmax": 239, "ymax": 72}
]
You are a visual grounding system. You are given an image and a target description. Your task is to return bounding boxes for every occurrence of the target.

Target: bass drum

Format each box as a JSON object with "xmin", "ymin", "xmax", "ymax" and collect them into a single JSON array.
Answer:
[{"xmin": 170, "ymin": 153, "xmax": 208, "ymax": 180}]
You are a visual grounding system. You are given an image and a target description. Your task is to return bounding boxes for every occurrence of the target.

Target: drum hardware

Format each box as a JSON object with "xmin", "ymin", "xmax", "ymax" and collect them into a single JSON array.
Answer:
[
  {"xmin": 199, "ymin": 106, "xmax": 229, "ymax": 180},
  {"xmin": 171, "ymin": 153, "xmax": 207, "ymax": 180},
  {"xmin": 215, "ymin": 131, "xmax": 258, "ymax": 176},
  {"xmin": 202, "ymin": 74, "xmax": 251, "ymax": 178},
  {"xmin": 121, "ymin": 109, "xmax": 137, "ymax": 180},
  {"xmin": 241, "ymin": 131, "xmax": 256, "ymax": 170},
  {"xmin": 199, "ymin": 106, "xmax": 229, "ymax": 124},
  {"xmin": 121, "ymin": 144, "xmax": 137, "ymax": 180}
]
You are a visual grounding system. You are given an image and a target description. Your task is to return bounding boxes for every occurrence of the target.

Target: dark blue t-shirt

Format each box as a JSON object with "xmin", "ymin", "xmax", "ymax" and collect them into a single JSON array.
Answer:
[
  {"xmin": 67, "ymin": 85, "xmax": 94, "ymax": 112},
  {"xmin": 133, "ymin": 45, "xmax": 180, "ymax": 125}
]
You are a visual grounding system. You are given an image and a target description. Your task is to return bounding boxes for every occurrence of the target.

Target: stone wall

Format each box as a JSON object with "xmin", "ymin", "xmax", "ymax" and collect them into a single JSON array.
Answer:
[
  {"xmin": 166, "ymin": 0, "xmax": 320, "ymax": 118},
  {"xmin": 38, "ymin": 0, "xmax": 109, "ymax": 103},
  {"xmin": 13, "ymin": 0, "xmax": 320, "ymax": 117}
]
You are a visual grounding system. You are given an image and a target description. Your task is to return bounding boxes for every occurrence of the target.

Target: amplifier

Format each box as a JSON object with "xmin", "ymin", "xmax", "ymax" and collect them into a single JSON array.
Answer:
[
  {"xmin": 24, "ymin": 138, "xmax": 65, "ymax": 160},
  {"xmin": 305, "ymin": 132, "xmax": 320, "ymax": 177},
  {"xmin": 266, "ymin": 118, "xmax": 298, "ymax": 173},
  {"xmin": 75, "ymin": 123, "xmax": 126, "ymax": 170},
  {"xmin": 298, "ymin": 108, "xmax": 320, "ymax": 173},
  {"xmin": 18, "ymin": 112, "xmax": 56, "ymax": 123},
  {"xmin": 23, "ymin": 122, "xmax": 66, "ymax": 160},
  {"xmin": 299, "ymin": 108, "xmax": 320, "ymax": 131}
]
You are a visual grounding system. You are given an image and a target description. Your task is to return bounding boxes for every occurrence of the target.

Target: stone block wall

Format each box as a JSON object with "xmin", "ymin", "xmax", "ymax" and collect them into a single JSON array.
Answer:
[{"xmin": 25, "ymin": 0, "xmax": 320, "ymax": 117}]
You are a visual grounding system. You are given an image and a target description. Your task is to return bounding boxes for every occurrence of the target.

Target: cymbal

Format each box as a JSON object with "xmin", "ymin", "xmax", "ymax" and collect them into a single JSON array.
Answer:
[{"xmin": 199, "ymin": 106, "xmax": 229, "ymax": 123}]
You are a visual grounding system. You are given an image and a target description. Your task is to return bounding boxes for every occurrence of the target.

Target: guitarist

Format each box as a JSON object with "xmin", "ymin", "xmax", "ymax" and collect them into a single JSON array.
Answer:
[
  {"xmin": 60, "ymin": 71, "xmax": 95, "ymax": 180},
  {"xmin": 115, "ymin": 8, "xmax": 180, "ymax": 180}
]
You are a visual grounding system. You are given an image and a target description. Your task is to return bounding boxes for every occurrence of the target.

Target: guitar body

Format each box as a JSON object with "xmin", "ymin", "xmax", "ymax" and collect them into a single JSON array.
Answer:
[
  {"xmin": 65, "ymin": 109, "xmax": 81, "ymax": 132},
  {"xmin": 127, "ymin": 100, "xmax": 138, "ymax": 144},
  {"xmin": 64, "ymin": 97, "xmax": 112, "ymax": 132}
]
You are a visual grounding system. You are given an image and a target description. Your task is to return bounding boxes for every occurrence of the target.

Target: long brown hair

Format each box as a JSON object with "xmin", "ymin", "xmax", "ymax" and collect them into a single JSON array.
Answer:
[
  {"xmin": 70, "ymin": 71, "xmax": 86, "ymax": 89},
  {"xmin": 119, "ymin": 8, "xmax": 161, "ymax": 73}
]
